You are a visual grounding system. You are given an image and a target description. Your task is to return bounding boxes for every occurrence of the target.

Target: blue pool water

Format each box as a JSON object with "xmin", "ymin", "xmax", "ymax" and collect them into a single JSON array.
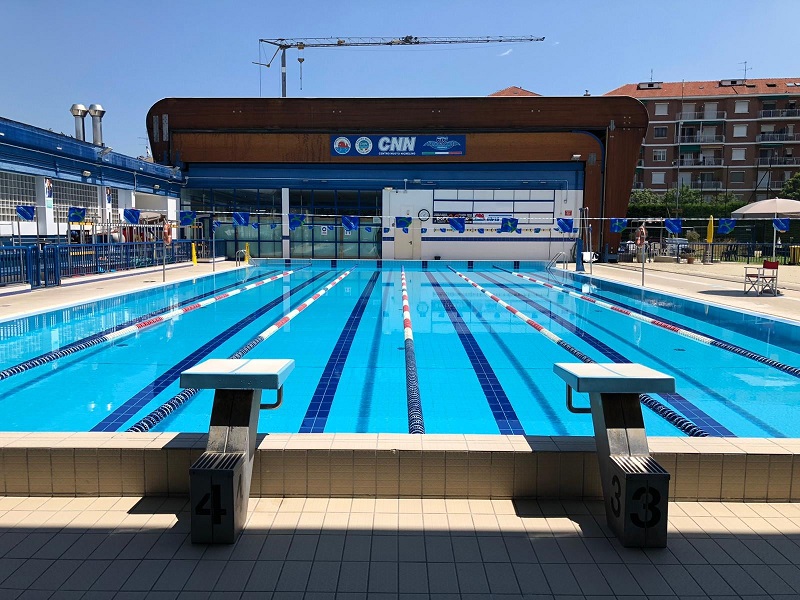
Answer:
[{"xmin": 1, "ymin": 260, "xmax": 799, "ymax": 437}]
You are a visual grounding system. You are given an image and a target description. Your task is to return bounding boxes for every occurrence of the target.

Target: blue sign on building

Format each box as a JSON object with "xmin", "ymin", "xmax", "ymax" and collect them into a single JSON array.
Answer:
[{"xmin": 331, "ymin": 135, "xmax": 466, "ymax": 157}]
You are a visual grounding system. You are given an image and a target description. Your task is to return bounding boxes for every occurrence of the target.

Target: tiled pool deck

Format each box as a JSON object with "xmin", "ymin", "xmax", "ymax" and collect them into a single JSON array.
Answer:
[{"xmin": 1, "ymin": 260, "xmax": 799, "ymax": 598}]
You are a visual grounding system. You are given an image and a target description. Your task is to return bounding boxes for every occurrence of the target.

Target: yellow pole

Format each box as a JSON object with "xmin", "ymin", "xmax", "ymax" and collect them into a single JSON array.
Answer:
[
  {"xmin": 191, "ymin": 242, "xmax": 197, "ymax": 265},
  {"xmin": 245, "ymin": 242, "xmax": 251, "ymax": 264}
]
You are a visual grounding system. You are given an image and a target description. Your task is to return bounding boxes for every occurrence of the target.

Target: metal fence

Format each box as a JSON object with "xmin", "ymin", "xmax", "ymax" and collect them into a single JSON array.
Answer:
[
  {"xmin": 1, "ymin": 240, "xmax": 196, "ymax": 289},
  {"xmin": 616, "ymin": 241, "xmax": 799, "ymax": 265}
]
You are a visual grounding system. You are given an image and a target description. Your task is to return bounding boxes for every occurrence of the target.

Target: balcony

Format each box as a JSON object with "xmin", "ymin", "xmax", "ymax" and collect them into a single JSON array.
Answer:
[
  {"xmin": 677, "ymin": 134, "xmax": 725, "ymax": 144},
  {"xmin": 632, "ymin": 182, "xmax": 644, "ymax": 189},
  {"xmin": 689, "ymin": 181, "xmax": 723, "ymax": 189},
  {"xmin": 757, "ymin": 133, "xmax": 800, "ymax": 142},
  {"xmin": 677, "ymin": 110, "xmax": 727, "ymax": 120},
  {"xmin": 675, "ymin": 158, "xmax": 724, "ymax": 167},
  {"xmin": 636, "ymin": 159, "xmax": 644, "ymax": 167},
  {"xmin": 759, "ymin": 109, "xmax": 800, "ymax": 118},
  {"xmin": 756, "ymin": 157, "xmax": 799, "ymax": 166},
  {"xmin": 757, "ymin": 179, "xmax": 788, "ymax": 190}
]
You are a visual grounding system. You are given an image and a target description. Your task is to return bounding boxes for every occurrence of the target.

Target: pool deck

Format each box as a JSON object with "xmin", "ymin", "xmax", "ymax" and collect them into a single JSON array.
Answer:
[{"xmin": 1, "ymin": 260, "xmax": 800, "ymax": 598}]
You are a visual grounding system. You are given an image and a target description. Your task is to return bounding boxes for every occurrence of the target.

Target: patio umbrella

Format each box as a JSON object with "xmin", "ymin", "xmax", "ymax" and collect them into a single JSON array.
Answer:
[
  {"xmin": 731, "ymin": 197, "xmax": 800, "ymax": 259},
  {"xmin": 706, "ymin": 215, "xmax": 714, "ymax": 244}
]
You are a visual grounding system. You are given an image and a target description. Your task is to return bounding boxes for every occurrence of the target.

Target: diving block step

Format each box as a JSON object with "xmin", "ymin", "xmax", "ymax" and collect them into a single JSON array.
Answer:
[
  {"xmin": 554, "ymin": 362, "xmax": 675, "ymax": 548},
  {"xmin": 181, "ymin": 358, "xmax": 294, "ymax": 544}
]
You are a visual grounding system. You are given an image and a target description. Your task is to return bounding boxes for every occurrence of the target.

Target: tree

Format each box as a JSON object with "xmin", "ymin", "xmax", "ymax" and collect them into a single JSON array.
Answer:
[
  {"xmin": 663, "ymin": 185, "xmax": 701, "ymax": 206},
  {"xmin": 780, "ymin": 172, "xmax": 800, "ymax": 200},
  {"xmin": 629, "ymin": 189, "xmax": 661, "ymax": 205}
]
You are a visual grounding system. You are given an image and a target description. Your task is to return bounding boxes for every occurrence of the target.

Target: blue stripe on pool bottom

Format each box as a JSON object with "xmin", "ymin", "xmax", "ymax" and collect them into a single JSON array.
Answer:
[
  {"xmin": 504, "ymin": 270, "xmax": 786, "ymax": 437},
  {"xmin": 479, "ymin": 272, "xmax": 733, "ymax": 437},
  {"xmin": 426, "ymin": 272, "xmax": 525, "ymax": 435},
  {"xmin": 91, "ymin": 271, "xmax": 332, "ymax": 432},
  {"xmin": 299, "ymin": 271, "xmax": 381, "ymax": 433}
]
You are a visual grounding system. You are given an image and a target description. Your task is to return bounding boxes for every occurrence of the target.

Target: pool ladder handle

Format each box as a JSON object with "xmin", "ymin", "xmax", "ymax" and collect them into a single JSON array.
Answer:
[
  {"xmin": 553, "ymin": 362, "xmax": 675, "ymax": 548},
  {"xmin": 260, "ymin": 385, "xmax": 283, "ymax": 410},
  {"xmin": 235, "ymin": 249, "xmax": 246, "ymax": 267}
]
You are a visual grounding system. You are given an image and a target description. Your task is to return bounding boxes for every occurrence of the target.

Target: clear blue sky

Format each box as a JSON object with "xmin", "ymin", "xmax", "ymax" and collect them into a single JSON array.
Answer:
[{"xmin": 2, "ymin": 0, "xmax": 798, "ymax": 158}]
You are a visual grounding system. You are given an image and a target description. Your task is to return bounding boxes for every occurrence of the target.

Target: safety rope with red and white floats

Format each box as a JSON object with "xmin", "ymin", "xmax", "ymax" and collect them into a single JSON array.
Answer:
[
  {"xmin": 501, "ymin": 269, "xmax": 800, "ymax": 379},
  {"xmin": 0, "ymin": 269, "xmax": 301, "ymax": 382},
  {"xmin": 128, "ymin": 268, "xmax": 356, "ymax": 432},
  {"xmin": 447, "ymin": 267, "xmax": 708, "ymax": 437},
  {"xmin": 401, "ymin": 268, "xmax": 425, "ymax": 433}
]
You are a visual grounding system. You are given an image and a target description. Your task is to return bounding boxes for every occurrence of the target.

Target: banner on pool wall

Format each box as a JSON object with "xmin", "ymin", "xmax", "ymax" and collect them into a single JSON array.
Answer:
[
  {"xmin": 123, "ymin": 209, "xmax": 140, "ymax": 224},
  {"xmin": 610, "ymin": 218, "xmax": 628, "ymax": 233},
  {"xmin": 15, "ymin": 205, "xmax": 35, "ymax": 221},
  {"xmin": 331, "ymin": 134, "xmax": 466, "ymax": 157},
  {"xmin": 68, "ymin": 207, "xmax": 86, "ymax": 223}
]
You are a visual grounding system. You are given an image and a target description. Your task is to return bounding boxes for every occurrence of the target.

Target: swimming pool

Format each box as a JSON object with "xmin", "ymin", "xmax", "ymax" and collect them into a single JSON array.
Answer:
[{"xmin": 1, "ymin": 260, "xmax": 799, "ymax": 437}]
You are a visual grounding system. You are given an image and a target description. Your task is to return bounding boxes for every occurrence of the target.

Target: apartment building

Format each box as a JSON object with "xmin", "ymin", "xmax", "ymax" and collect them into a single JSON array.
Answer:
[{"xmin": 606, "ymin": 78, "xmax": 800, "ymax": 201}]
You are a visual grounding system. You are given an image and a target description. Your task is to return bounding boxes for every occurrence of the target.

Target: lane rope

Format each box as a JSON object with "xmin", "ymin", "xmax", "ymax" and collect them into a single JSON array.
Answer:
[
  {"xmin": 0, "ymin": 268, "xmax": 304, "ymax": 382},
  {"xmin": 127, "ymin": 268, "xmax": 356, "ymax": 432},
  {"xmin": 401, "ymin": 268, "xmax": 425, "ymax": 434},
  {"xmin": 449, "ymin": 267, "xmax": 708, "ymax": 437},
  {"xmin": 498, "ymin": 267, "xmax": 800, "ymax": 379}
]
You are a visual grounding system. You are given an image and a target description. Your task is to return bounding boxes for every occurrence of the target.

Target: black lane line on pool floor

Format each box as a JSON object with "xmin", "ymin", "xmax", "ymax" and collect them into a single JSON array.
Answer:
[
  {"xmin": 425, "ymin": 272, "xmax": 525, "ymax": 435},
  {"xmin": 484, "ymin": 271, "xmax": 785, "ymax": 438},
  {"xmin": 0, "ymin": 268, "xmax": 287, "ymax": 383},
  {"xmin": 299, "ymin": 271, "xmax": 381, "ymax": 433},
  {"xmin": 441, "ymin": 275, "xmax": 568, "ymax": 435},
  {"xmin": 91, "ymin": 270, "xmax": 333, "ymax": 432},
  {"xmin": 512, "ymin": 266, "xmax": 800, "ymax": 380},
  {"xmin": 495, "ymin": 269, "xmax": 789, "ymax": 437},
  {"xmin": 355, "ymin": 280, "xmax": 394, "ymax": 433}
]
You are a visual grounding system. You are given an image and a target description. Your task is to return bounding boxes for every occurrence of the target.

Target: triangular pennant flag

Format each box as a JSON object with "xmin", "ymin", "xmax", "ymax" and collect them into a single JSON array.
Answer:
[
  {"xmin": 421, "ymin": 228, "xmax": 427, "ymax": 234},
  {"xmin": 179, "ymin": 211, "xmax": 197, "ymax": 226},
  {"xmin": 342, "ymin": 216, "xmax": 359, "ymax": 231},
  {"xmin": 717, "ymin": 218, "xmax": 736, "ymax": 234},
  {"xmin": 288, "ymin": 214, "xmax": 306, "ymax": 231},
  {"xmin": 448, "ymin": 217, "xmax": 465, "ymax": 233},
  {"xmin": 365, "ymin": 226, "xmax": 372, "ymax": 233},
  {"xmin": 395, "ymin": 216, "xmax": 412, "ymax": 229},
  {"xmin": 440, "ymin": 228, "xmax": 447, "ymax": 233},
  {"xmin": 402, "ymin": 227, "xmax": 409, "ymax": 234},
  {"xmin": 270, "ymin": 222, "xmax": 277, "ymax": 229},
  {"xmin": 477, "ymin": 228, "xmax": 484, "ymax": 234},
  {"xmin": 251, "ymin": 222, "xmax": 260, "ymax": 230},
  {"xmin": 383, "ymin": 227, "xmax": 390, "ymax": 233},
  {"xmin": 664, "ymin": 218, "xmax": 682, "ymax": 234},
  {"xmin": 610, "ymin": 218, "xmax": 628, "ymax": 233},
  {"xmin": 15, "ymin": 205, "xmax": 35, "ymax": 221},
  {"xmin": 212, "ymin": 220, "xmax": 221, "ymax": 232},
  {"xmin": 773, "ymin": 218, "xmax": 790, "ymax": 233},
  {"xmin": 516, "ymin": 228, "xmax": 522, "ymax": 234},
  {"xmin": 68, "ymin": 206, "xmax": 87, "ymax": 223},
  {"xmin": 232, "ymin": 212, "xmax": 250, "ymax": 226},
  {"xmin": 534, "ymin": 228, "xmax": 541, "ymax": 233},
  {"xmin": 499, "ymin": 217, "xmax": 518, "ymax": 233}
]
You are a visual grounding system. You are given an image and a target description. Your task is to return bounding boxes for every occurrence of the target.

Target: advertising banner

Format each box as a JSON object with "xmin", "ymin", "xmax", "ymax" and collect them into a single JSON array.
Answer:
[{"xmin": 331, "ymin": 134, "xmax": 466, "ymax": 157}]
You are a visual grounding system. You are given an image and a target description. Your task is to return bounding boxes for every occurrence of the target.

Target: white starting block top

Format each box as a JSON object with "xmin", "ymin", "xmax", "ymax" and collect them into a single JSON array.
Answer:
[
  {"xmin": 553, "ymin": 363, "xmax": 675, "ymax": 394},
  {"xmin": 180, "ymin": 359, "xmax": 295, "ymax": 390}
]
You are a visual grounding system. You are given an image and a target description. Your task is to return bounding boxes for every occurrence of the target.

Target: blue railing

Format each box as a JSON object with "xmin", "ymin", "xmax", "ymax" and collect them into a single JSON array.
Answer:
[{"xmin": 3, "ymin": 240, "xmax": 197, "ymax": 289}]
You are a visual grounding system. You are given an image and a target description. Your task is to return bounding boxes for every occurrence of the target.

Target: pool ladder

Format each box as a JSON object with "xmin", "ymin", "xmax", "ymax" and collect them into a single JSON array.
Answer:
[
  {"xmin": 235, "ymin": 249, "xmax": 246, "ymax": 266},
  {"xmin": 546, "ymin": 251, "xmax": 567, "ymax": 272}
]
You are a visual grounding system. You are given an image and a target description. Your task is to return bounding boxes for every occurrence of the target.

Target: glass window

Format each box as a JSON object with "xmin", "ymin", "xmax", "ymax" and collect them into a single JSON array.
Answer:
[
  {"xmin": 735, "ymin": 100, "xmax": 749, "ymax": 113},
  {"xmin": 653, "ymin": 126, "xmax": 668, "ymax": 138},
  {"xmin": 730, "ymin": 171, "xmax": 745, "ymax": 184},
  {"xmin": 733, "ymin": 124, "xmax": 747, "ymax": 137},
  {"xmin": 654, "ymin": 103, "xmax": 669, "ymax": 116},
  {"xmin": 731, "ymin": 148, "xmax": 746, "ymax": 161},
  {"xmin": 652, "ymin": 172, "xmax": 665, "ymax": 185},
  {"xmin": 652, "ymin": 149, "xmax": 667, "ymax": 162}
]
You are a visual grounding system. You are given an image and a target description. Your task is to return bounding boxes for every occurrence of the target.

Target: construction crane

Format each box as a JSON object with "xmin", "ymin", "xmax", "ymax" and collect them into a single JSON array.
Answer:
[{"xmin": 255, "ymin": 35, "xmax": 545, "ymax": 97}]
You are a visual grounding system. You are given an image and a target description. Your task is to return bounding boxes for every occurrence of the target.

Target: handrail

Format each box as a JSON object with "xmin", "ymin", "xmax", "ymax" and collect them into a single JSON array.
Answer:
[
  {"xmin": 546, "ymin": 251, "xmax": 565, "ymax": 273},
  {"xmin": 235, "ymin": 249, "xmax": 246, "ymax": 266}
]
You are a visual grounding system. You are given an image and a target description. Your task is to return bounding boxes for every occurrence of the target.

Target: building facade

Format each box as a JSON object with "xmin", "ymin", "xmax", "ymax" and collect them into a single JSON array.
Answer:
[
  {"xmin": 147, "ymin": 96, "xmax": 646, "ymax": 260},
  {"xmin": 605, "ymin": 78, "xmax": 800, "ymax": 202}
]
